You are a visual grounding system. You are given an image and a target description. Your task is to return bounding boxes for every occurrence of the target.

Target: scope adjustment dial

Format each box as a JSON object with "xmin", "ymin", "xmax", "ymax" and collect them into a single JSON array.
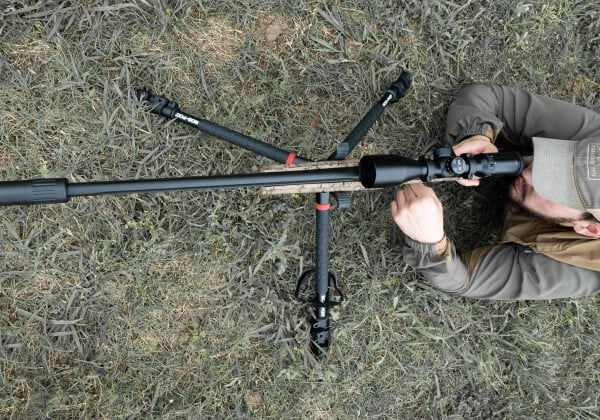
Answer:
[{"xmin": 450, "ymin": 156, "xmax": 468, "ymax": 176}]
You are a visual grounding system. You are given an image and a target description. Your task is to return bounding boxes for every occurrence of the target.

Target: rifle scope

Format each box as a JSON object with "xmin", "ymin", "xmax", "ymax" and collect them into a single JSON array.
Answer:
[{"xmin": 358, "ymin": 148, "xmax": 525, "ymax": 188}]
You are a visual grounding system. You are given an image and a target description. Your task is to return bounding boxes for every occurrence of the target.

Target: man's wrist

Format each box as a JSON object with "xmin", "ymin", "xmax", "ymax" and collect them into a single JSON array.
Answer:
[
  {"xmin": 404, "ymin": 234, "xmax": 451, "ymax": 259},
  {"xmin": 461, "ymin": 124, "xmax": 497, "ymax": 144},
  {"xmin": 484, "ymin": 123, "xmax": 497, "ymax": 142},
  {"xmin": 463, "ymin": 134, "xmax": 492, "ymax": 144},
  {"xmin": 434, "ymin": 235, "xmax": 451, "ymax": 259}
]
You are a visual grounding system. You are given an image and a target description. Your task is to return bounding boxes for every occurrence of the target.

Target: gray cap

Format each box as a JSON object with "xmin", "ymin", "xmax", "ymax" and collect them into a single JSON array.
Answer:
[{"xmin": 532, "ymin": 137, "xmax": 600, "ymax": 221}]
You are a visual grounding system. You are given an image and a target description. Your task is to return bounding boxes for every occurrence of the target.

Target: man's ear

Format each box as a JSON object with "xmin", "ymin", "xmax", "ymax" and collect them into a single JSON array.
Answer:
[{"xmin": 573, "ymin": 221, "xmax": 600, "ymax": 238}]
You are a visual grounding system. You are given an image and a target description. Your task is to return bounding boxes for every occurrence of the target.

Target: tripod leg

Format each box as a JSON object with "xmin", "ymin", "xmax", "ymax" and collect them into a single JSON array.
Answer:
[{"xmin": 311, "ymin": 192, "xmax": 332, "ymax": 357}]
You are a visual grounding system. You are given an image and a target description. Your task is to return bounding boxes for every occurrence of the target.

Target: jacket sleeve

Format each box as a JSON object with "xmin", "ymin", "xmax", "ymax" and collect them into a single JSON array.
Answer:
[
  {"xmin": 445, "ymin": 84, "xmax": 600, "ymax": 149},
  {"xmin": 404, "ymin": 84, "xmax": 600, "ymax": 300},
  {"xmin": 404, "ymin": 238, "xmax": 600, "ymax": 300}
]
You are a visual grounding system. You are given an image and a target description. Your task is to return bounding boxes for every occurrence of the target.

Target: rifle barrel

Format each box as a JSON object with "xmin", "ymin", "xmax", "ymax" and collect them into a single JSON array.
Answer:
[{"xmin": 0, "ymin": 167, "xmax": 360, "ymax": 206}]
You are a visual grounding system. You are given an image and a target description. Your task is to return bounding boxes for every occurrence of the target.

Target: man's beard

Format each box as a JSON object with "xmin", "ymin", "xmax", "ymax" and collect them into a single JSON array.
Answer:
[{"xmin": 509, "ymin": 177, "xmax": 574, "ymax": 226}]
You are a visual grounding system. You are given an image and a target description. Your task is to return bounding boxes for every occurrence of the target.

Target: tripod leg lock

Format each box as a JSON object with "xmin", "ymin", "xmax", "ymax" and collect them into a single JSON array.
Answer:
[
  {"xmin": 384, "ymin": 71, "xmax": 412, "ymax": 104},
  {"xmin": 138, "ymin": 90, "xmax": 180, "ymax": 119},
  {"xmin": 332, "ymin": 192, "xmax": 351, "ymax": 210}
]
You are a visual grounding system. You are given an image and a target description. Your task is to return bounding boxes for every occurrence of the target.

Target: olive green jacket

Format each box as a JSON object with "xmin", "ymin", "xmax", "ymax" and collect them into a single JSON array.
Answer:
[{"xmin": 403, "ymin": 85, "xmax": 600, "ymax": 300}]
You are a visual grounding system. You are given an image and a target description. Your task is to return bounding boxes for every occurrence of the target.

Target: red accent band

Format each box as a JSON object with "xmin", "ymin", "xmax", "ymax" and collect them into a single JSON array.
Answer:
[
  {"xmin": 285, "ymin": 153, "xmax": 296, "ymax": 165},
  {"xmin": 316, "ymin": 203, "xmax": 331, "ymax": 211}
]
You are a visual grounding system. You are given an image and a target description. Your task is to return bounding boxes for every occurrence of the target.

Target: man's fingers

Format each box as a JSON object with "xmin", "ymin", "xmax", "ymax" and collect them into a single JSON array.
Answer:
[
  {"xmin": 395, "ymin": 189, "xmax": 403, "ymax": 202},
  {"xmin": 452, "ymin": 135, "xmax": 498, "ymax": 156},
  {"xmin": 453, "ymin": 144, "xmax": 483, "ymax": 156},
  {"xmin": 407, "ymin": 183, "xmax": 435, "ymax": 198},
  {"xmin": 407, "ymin": 178, "xmax": 481, "ymax": 188},
  {"xmin": 395, "ymin": 189, "xmax": 407, "ymax": 207},
  {"xmin": 404, "ymin": 183, "xmax": 429, "ymax": 201},
  {"xmin": 390, "ymin": 182, "xmax": 445, "ymax": 243},
  {"xmin": 456, "ymin": 178, "xmax": 480, "ymax": 187},
  {"xmin": 410, "ymin": 182, "xmax": 432, "ymax": 193},
  {"xmin": 403, "ymin": 184, "xmax": 418, "ymax": 200}
]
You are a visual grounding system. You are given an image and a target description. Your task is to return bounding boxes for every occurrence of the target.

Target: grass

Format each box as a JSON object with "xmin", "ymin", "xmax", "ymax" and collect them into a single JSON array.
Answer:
[{"xmin": 0, "ymin": 0, "xmax": 599, "ymax": 417}]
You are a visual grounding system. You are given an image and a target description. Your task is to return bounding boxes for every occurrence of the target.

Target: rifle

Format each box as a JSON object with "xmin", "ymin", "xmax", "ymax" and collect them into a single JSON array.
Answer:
[{"xmin": 0, "ymin": 72, "xmax": 524, "ymax": 356}]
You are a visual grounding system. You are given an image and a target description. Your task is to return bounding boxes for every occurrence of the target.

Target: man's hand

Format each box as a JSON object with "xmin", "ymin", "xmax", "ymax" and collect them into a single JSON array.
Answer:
[
  {"xmin": 452, "ymin": 135, "xmax": 498, "ymax": 186},
  {"xmin": 390, "ymin": 183, "xmax": 445, "ymax": 244}
]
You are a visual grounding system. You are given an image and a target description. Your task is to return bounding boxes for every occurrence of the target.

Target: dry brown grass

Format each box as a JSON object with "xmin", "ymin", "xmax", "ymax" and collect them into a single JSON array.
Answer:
[{"xmin": 0, "ymin": 0, "xmax": 598, "ymax": 418}]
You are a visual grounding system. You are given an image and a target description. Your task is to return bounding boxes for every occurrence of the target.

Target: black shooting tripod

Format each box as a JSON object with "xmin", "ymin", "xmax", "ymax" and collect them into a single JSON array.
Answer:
[{"xmin": 0, "ymin": 72, "xmax": 524, "ymax": 356}]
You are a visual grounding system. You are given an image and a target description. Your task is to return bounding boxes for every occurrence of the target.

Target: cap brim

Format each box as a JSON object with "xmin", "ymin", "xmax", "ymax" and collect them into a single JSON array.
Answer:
[{"xmin": 532, "ymin": 137, "xmax": 586, "ymax": 211}]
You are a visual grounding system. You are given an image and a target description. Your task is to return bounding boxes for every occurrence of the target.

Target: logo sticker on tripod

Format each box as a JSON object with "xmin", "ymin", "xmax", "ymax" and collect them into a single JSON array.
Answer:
[{"xmin": 174, "ymin": 112, "xmax": 200, "ymax": 125}]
